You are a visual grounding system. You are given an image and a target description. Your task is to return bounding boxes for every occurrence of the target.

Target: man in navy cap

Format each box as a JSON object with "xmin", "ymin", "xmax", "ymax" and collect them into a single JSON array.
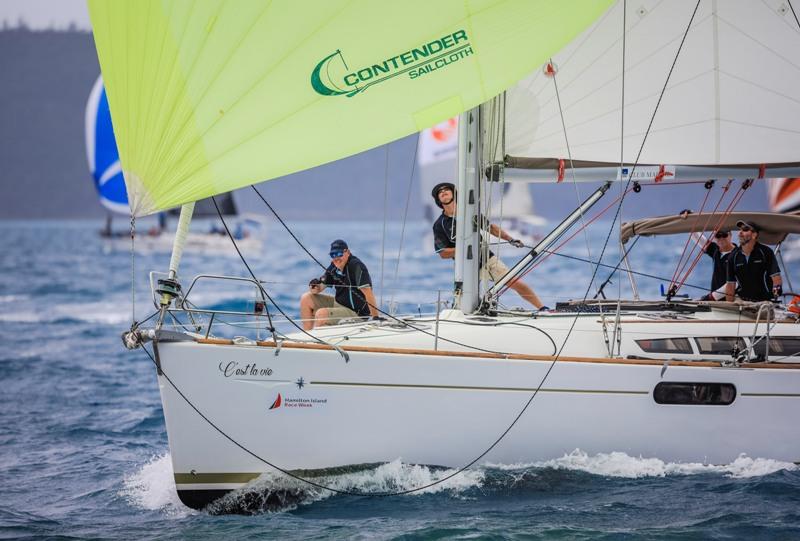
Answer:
[
  {"xmin": 725, "ymin": 221, "xmax": 782, "ymax": 302},
  {"xmin": 300, "ymin": 239, "xmax": 379, "ymax": 329},
  {"xmin": 430, "ymin": 182, "xmax": 546, "ymax": 309}
]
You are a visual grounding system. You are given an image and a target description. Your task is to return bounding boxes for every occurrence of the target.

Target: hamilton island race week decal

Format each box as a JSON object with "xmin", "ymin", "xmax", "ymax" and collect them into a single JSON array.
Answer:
[{"xmin": 311, "ymin": 29, "xmax": 473, "ymax": 97}]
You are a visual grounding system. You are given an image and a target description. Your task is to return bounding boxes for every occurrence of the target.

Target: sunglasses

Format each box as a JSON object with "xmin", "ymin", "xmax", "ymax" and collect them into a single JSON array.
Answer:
[
  {"xmin": 739, "ymin": 226, "xmax": 753, "ymax": 233},
  {"xmin": 329, "ymin": 250, "xmax": 345, "ymax": 259},
  {"xmin": 714, "ymin": 231, "xmax": 729, "ymax": 239}
]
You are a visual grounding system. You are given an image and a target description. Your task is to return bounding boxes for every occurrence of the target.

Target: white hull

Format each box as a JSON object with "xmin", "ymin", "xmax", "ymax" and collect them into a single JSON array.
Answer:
[{"xmin": 153, "ymin": 307, "xmax": 800, "ymax": 508}]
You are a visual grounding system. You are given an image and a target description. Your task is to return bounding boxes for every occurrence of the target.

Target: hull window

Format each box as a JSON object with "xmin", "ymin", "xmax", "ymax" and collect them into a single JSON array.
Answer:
[
  {"xmin": 752, "ymin": 337, "xmax": 800, "ymax": 360},
  {"xmin": 695, "ymin": 337, "xmax": 746, "ymax": 356},
  {"xmin": 636, "ymin": 338, "xmax": 692, "ymax": 354},
  {"xmin": 653, "ymin": 382, "xmax": 736, "ymax": 406}
]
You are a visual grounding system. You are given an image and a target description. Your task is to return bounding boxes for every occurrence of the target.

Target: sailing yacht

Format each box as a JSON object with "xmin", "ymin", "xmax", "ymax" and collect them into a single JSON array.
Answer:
[{"xmin": 88, "ymin": 0, "xmax": 800, "ymax": 509}]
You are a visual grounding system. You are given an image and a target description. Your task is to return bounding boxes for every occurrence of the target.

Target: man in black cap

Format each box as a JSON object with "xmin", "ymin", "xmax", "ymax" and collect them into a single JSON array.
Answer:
[
  {"xmin": 300, "ymin": 239, "xmax": 379, "ymax": 329},
  {"xmin": 430, "ymin": 182, "xmax": 546, "ymax": 309},
  {"xmin": 724, "ymin": 221, "xmax": 782, "ymax": 302}
]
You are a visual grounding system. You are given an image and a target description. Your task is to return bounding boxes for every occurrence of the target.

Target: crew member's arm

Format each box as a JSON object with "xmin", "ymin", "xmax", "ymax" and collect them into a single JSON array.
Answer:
[
  {"xmin": 725, "ymin": 281, "xmax": 736, "ymax": 302},
  {"xmin": 489, "ymin": 223, "xmax": 512, "ymax": 242},
  {"xmin": 769, "ymin": 250, "xmax": 782, "ymax": 296},
  {"xmin": 361, "ymin": 286, "xmax": 379, "ymax": 317},
  {"xmin": 725, "ymin": 255, "xmax": 736, "ymax": 302},
  {"xmin": 691, "ymin": 232, "xmax": 712, "ymax": 254}
]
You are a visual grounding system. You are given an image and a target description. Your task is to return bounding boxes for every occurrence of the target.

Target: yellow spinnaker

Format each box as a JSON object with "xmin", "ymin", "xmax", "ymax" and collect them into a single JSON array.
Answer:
[{"xmin": 88, "ymin": 0, "xmax": 611, "ymax": 216}]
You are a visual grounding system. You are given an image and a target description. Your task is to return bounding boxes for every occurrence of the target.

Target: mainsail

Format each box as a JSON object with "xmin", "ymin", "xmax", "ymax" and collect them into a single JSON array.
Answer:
[
  {"xmin": 88, "ymin": 0, "xmax": 612, "ymax": 216},
  {"xmin": 501, "ymin": 0, "xmax": 800, "ymax": 182}
]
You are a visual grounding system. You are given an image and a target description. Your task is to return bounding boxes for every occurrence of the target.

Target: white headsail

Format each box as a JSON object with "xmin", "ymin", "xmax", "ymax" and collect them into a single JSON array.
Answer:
[{"xmin": 502, "ymin": 0, "xmax": 800, "ymax": 183}]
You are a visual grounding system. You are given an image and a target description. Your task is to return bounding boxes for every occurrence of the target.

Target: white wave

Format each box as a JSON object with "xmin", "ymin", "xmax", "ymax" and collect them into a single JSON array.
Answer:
[
  {"xmin": 488, "ymin": 449, "xmax": 798, "ymax": 479},
  {"xmin": 212, "ymin": 459, "xmax": 485, "ymax": 513},
  {"xmin": 323, "ymin": 459, "xmax": 485, "ymax": 495},
  {"xmin": 120, "ymin": 453, "xmax": 195, "ymax": 518}
]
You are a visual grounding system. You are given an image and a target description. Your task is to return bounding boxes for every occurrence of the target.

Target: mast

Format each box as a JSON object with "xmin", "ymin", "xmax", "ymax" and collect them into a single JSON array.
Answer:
[{"xmin": 453, "ymin": 107, "xmax": 482, "ymax": 313}]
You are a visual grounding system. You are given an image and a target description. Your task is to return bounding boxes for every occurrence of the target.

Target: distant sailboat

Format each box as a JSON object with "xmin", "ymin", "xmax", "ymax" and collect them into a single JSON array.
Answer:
[
  {"xmin": 85, "ymin": 74, "xmax": 129, "ymax": 236},
  {"xmin": 84, "ymin": 75, "xmax": 265, "ymax": 254}
]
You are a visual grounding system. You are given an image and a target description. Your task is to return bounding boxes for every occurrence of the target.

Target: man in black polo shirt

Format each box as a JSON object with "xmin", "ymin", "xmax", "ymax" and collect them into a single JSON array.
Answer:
[
  {"xmin": 725, "ymin": 221, "xmax": 782, "ymax": 302},
  {"xmin": 299, "ymin": 239, "xmax": 379, "ymax": 329},
  {"xmin": 431, "ymin": 182, "xmax": 546, "ymax": 309}
]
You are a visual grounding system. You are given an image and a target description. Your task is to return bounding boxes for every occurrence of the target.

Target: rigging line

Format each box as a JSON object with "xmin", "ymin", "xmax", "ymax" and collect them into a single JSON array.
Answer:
[
  {"xmin": 673, "ymin": 183, "xmax": 749, "ymax": 295},
  {"xmin": 790, "ymin": 0, "xmax": 800, "ymax": 30},
  {"xmin": 618, "ymin": 0, "xmax": 627, "ymax": 304},
  {"xmin": 211, "ymin": 196, "xmax": 340, "ymax": 354},
  {"xmin": 130, "ymin": 215, "xmax": 136, "ymax": 325},
  {"xmin": 670, "ymin": 180, "xmax": 735, "ymax": 286},
  {"xmin": 534, "ymin": 246, "xmax": 709, "ymax": 293},
  {"xmin": 388, "ymin": 134, "xmax": 420, "ymax": 314},
  {"xmin": 249, "ymin": 184, "xmax": 519, "ymax": 355},
  {"xmin": 489, "ymin": 3, "xmax": 706, "ymax": 457},
  {"xmin": 673, "ymin": 185, "xmax": 744, "ymax": 291},
  {"xmin": 250, "ymin": 186, "xmax": 326, "ymax": 271},
  {"xmin": 496, "ymin": 186, "xmax": 632, "ymax": 297},
  {"xmin": 550, "ymin": 54, "xmax": 598, "ymax": 288},
  {"xmin": 138, "ymin": 338, "xmax": 542, "ymax": 498},
  {"xmin": 380, "ymin": 144, "xmax": 390, "ymax": 310},
  {"xmin": 674, "ymin": 181, "xmax": 747, "ymax": 292},
  {"xmin": 669, "ymin": 184, "xmax": 714, "ymax": 286},
  {"xmin": 589, "ymin": 0, "xmax": 702, "ymax": 302},
  {"xmin": 548, "ymin": 50, "xmax": 608, "ymax": 322}
]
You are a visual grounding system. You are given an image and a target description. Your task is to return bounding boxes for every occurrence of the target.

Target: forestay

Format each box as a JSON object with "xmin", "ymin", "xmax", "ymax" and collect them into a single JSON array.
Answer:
[
  {"xmin": 87, "ymin": 0, "xmax": 611, "ymax": 216},
  {"xmin": 501, "ymin": 0, "xmax": 800, "ymax": 182}
]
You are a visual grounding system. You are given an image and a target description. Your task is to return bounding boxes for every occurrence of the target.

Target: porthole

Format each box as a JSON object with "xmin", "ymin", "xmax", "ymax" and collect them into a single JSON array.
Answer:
[{"xmin": 653, "ymin": 382, "xmax": 736, "ymax": 405}]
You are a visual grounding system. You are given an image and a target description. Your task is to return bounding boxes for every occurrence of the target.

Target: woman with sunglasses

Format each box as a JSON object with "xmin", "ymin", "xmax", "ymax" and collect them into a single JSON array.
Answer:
[{"xmin": 299, "ymin": 239, "xmax": 379, "ymax": 329}]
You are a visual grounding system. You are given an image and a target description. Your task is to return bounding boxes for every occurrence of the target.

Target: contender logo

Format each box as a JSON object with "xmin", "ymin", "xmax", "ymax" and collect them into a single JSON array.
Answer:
[{"xmin": 311, "ymin": 30, "xmax": 473, "ymax": 97}]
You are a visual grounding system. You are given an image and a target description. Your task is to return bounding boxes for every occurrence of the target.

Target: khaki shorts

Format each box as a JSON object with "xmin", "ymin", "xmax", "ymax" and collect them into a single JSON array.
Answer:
[
  {"xmin": 309, "ymin": 293, "xmax": 360, "ymax": 324},
  {"xmin": 481, "ymin": 255, "xmax": 509, "ymax": 282}
]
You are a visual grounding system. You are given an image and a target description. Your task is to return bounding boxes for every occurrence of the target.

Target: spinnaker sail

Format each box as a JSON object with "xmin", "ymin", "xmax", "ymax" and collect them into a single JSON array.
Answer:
[{"xmin": 87, "ymin": 0, "xmax": 612, "ymax": 216}]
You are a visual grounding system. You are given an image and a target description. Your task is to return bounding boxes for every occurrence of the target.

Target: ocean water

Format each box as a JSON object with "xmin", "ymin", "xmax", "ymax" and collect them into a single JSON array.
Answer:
[{"xmin": 1, "ymin": 219, "xmax": 799, "ymax": 540}]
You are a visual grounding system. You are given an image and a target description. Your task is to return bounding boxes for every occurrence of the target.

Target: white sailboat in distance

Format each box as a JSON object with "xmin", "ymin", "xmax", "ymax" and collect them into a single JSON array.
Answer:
[{"xmin": 89, "ymin": 0, "xmax": 800, "ymax": 510}]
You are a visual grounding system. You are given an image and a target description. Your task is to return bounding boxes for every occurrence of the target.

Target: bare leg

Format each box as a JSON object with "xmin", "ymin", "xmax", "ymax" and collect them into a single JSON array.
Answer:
[
  {"xmin": 509, "ymin": 279, "xmax": 543, "ymax": 309},
  {"xmin": 314, "ymin": 308, "xmax": 331, "ymax": 328},
  {"xmin": 299, "ymin": 292, "xmax": 317, "ymax": 330}
]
